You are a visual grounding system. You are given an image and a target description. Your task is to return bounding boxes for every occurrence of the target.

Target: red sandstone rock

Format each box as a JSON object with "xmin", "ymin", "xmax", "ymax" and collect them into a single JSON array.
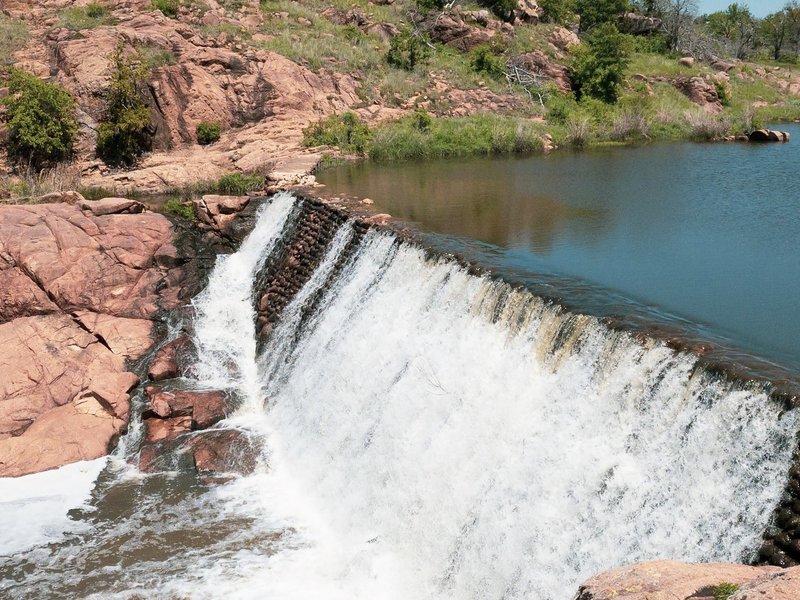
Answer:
[
  {"xmin": 78, "ymin": 198, "xmax": 145, "ymax": 216},
  {"xmin": 193, "ymin": 195, "xmax": 251, "ymax": 233},
  {"xmin": 145, "ymin": 387, "xmax": 227, "ymax": 429},
  {"xmin": 573, "ymin": 560, "xmax": 782, "ymax": 600},
  {"xmin": 514, "ymin": 51, "xmax": 572, "ymax": 94},
  {"xmin": 731, "ymin": 566, "xmax": 800, "ymax": 599},
  {"xmin": 73, "ymin": 310, "xmax": 155, "ymax": 361},
  {"xmin": 144, "ymin": 415, "xmax": 192, "ymax": 443},
  {"xmin": 148, "ymin": 336, "xmax": 191, "ymax": 381},
  {"xmin": 190, "ymin": 429, "xmax": 258, "ymax": 475},
  {"xmin": 0, "ymin": 267, "xmax": 59, "ymax": 322},
  {"xmin": 672, "ymin": 76, "xmax": 723, "ymax": 113},
  {"xmin": 429, "ymin": 13, "xmax": 496, "ymax": 52}
]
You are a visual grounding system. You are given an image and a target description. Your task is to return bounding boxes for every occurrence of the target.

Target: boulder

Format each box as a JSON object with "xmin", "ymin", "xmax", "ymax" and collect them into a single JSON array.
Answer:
[
  {"xmin": 189, "ymin": 429, "xmax": 259, "ymax": 475},
  {"xmin": 548, "ymin": 27, "xmax": 580, "ymax": 54},
  {"xmin": 671, "ymin": 76, "xmax": 722, "ymax": 113},
  {"xmin": 429, "ymin": 13, "xmax": 496, "ymax": 52},
  {"xmin": 144, "ymin": 415, "xmax": 192, "ymax": 443},
  {"xmin": 144, "ymin": 388, "xmax": 227, "ymax": 430},
  {"xmin": 678, "ymin": 56, "xmax": 695, "ymax": 68},
  {"xmin": 73, "ymin": 311, "xmax": 155, "ymax": 361},
  {"xmin": 749, "ymin": 129, "xmax": 791, "ymax": 142},
  {"xmin": 573, "ymin": 560, "xmax": 782, "ymax": 600},
  {"xmin": 0, "ymin": 267, "xmax": 59, "ymax": 323},
  {"xmin": 193, "ymin": 194, "xmax": 251, "ymax": 233},
  {"xmin": 515, "ymin": 0, "xmax": 542, "ymax": 23},
  {"xmin": 514, "ymin": 51, "xmax": 572, "ymax": 93},
  {"xmin": 77, "ymin": 197, "xmax": 145, "ymax": 216},
  {"xmin": 147, "ymin": 336, "xmax": 192, "ymax": 381},
  {"xmin": 620, "ymin": 12, "xmax": 662, "ymax": 35}
]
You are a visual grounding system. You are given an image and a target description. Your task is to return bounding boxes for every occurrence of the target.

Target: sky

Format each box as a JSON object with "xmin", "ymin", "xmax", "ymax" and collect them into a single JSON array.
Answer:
[{"xmin": 696, "ymin": 0, "xmax": 787, "ymax": 17}]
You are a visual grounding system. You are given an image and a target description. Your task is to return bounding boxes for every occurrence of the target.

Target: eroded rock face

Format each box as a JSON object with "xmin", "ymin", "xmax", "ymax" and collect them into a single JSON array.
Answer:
[
  {"xmin": 573, "ymin": 560, "xmax": 783, "ymax": 600},
  {"xmin": 429, "ymin": 13, "xmax": 497, "ymax": 52},
  {"xmin": 672, "ymin": 76, "xmax": 723, "ymax": 113},
  {"xmin": 0, "ymin": 199, "xmax": 192, "ymax": 477}
]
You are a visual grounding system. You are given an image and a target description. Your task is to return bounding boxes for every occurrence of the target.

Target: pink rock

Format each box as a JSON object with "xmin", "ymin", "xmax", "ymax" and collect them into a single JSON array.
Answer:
[
  {"xmin": 147, "ymin": 336, "xmax": 191, "ymax": 381},
  {"xmin": 144, "ymin": 415, "xmax": 192, "ymax": 443},
  {"xmin": 145, "ymin": 387, "xmax": 227, "ymax": 429}
]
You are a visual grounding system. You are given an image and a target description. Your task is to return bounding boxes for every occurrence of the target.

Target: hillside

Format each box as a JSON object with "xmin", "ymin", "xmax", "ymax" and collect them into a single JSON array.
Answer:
[{"xmin": 1, "ymin": 0, "xmax": 800, "ymax": 199}]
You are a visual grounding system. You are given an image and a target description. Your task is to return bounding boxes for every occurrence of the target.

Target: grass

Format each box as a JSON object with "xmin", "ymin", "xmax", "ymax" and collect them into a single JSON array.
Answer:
[
  {"xmin": 0, "ymin": 14, "xmax": 28, "ymax": 66},
  {"xmin": 369, "ymin": 113, "xmax": 546, "ymax": 162},
  {"xmin": 59, "ymin": 3, "xmax": 115, "ymax": 30},
  {"xmin": 137, "ymin": 45, "xmax": 177, "ymax": 70},
  {"xmin": 161, "ymin": 198, "xmax": 196, "ymax": 220},
  {"xmin": 151, "ymin": 0, "xmax": 179, "ymax": 18},
  {"xmin": 215, "ymin": 173, "xmax": 264, "ymax": 194},
  {"xmin": 711, "ymin": 582, "xmax": 739, "ymax": 600}
]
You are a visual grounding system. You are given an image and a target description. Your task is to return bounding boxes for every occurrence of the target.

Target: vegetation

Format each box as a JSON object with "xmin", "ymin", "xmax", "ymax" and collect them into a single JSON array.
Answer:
[
  {"xmin": 137, "ymin": 45, "xmax": 177, "ymax": 70},
  {"xmin": 196, "ymin": 121, "xmax": 222, "ymax": 145},
  {"xmin": 570, "ymin": 23, "xmax": 632, "ymax": 103},
  {"xmin": 711, "ymin": 582, "xmax": 740, "ymax": 600},
  {"xmin": 2, "ymin": 69, "xmax": 78, "ymax": 169},
  {"xmin": 215, "ymin": 173, "xmax": 264, "ymax": 194},
  {"xmin": 471, "ymin": 46, "xmax": 507, "ymax": 80},
  {"xmin": 387, "ymin": 30, "xmax": 431, "ymax": 71},
  {"xmin": 303, "ymin": 112, "xmax": 373, "ymax": 155},
  {"xmin": 161, "ymin": 198, "xmax": 196, "ymax": 220},
  {"xmin": 151, "ymin": 0, "xmax": 179, "ymax": 18},
  {"xmin": 59, "ymin": 3, "xmax": 114, "ymax": 30},
  {"xmin": 0, "ymin": 14, "xmax": 29, "ymax": 66},
  {"xmin": 96, "ymin": 46, "xmax": 153, "ymax": 167}
]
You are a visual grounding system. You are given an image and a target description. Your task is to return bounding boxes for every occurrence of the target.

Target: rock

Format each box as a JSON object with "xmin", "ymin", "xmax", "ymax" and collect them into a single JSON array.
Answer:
[
  {"xmin": 671, "ymin": 76, "xmax": 722, "ymax": 113},
  {"xmin": 749, "ymin": 129, "xmax": 791, "ymax": 142},
  {"xmin": 548, "ymin": 27, "xmax": 580, "ymax": 54},
  {"xmin": 144, "ymin": 415, "xmax": 192, "ymax": 443},
  {"xmin": 711, "ymin": 60, "xmax": 736, "ymax": 72},
  {"xmin": 573, "ymin": 560, "xmax": 782, "ymax": 600},
  {"xmin": 429, "ymin": 13, "xmax": 495, "ymax": 52},
  {"xmin": 34, "ymin": 190, "xmax": 86, "ymax": 205},
  {"xmin": 77, "ymin": 197, "xmax": 145, "ymax": 216},
  {"xmin": 620, "ymin": 12, "xmax": 662, "ymax": 35},
  {"xmin": 189, "ymin": 429, "xmax": 259, "ymax": 475},
  {"xmin": 514, "ymin": 51, "xmax": 572, "ymax": 94},
  {"xmin": 731, "ymin": 567, "xmax": 800, "ymax": 599},
  {"xmin": 144, "ymin": 388, "xmax": 227, "ymax": 430},
  {"xmin": 147, "ymin": 336, "xmax": 191, "ymax": 381},
  {"xmin": 678, "ymin": 56, "xmax": 695, "ymax": 67},
  {"xmin": 73, "ymin": 311, "xmax": 154, "ymax": 361},
  {"xmin": 193, "ymin": 194, "xmax": 251, "ymax": 233},
  {"xmin": 515, "ymin": 0, "xmax": 542, "ymax": 23},
  {"xmin": 0, "ymin": 202, "xmax": 179, "ymax": 318},
  {"xmin": 0, "ymin": 267, "xmax": 59, "ymax": 323}
]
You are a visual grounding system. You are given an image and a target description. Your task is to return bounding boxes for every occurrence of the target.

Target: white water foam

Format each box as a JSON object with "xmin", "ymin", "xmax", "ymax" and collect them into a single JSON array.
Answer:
[
  {"xmin": 0, "ymin": 458, "xmax": 107, "ymax": 555},
  {"xmin": 175, "ymin": 213, "xmax": 798, "ymax": 599}
]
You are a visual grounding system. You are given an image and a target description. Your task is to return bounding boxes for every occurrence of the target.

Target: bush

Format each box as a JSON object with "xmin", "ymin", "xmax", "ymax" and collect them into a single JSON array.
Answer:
[
  {"xmin": 303, "ymin": 112, "xmax": 373, "ymax": 155},
  {"xmin": 59, "ymin": 3, "xmax": 113, "ymax": 30},
  {"xmin": 215, "ymin": 173, "xmax": 264, "ymax": 194},
  {"xmin": 471, "ymin": 46, "xmax": 507, "ymax": 80},
  {"xmin": 161, "ymin": 198, "xmax": 196, "ymax": 220},
  {"xmin": 151, "ymin": 0, "xmax": 179, "ymax": 17},
  {"xmin": 2, "ymin": 69, "xmax": 78, "ymax": 169},
  {"xmin": 96, "ymin": 46, "xmax": 153, "ymax": 167},
  {"xmin": 196, "ymin": 121, "xmax": 222, "ymax": 145},
  {"xmin": 539, "ymin": 0, "xmax": 576, "ymax": 25},
  {"xmin": 570, "ymin": 23, "xmax": 631, "ymax": 103},
  {"xmin": 386, "ymin": 30, "xmax": 431, "ymax": 71},
  {"xmin": 417, "ymin": 0, "xmax": 447, "ymax": 11},
  {"xmin": 711, "ymin": 582, "xmax": 739, "ymax": 600},
  {"xmin": 411, "ymin": 109, "xmax": 433, "ymax": 133},
  {"xmin": 565, "ymin": 116, "xmax": 591, "ymax": 147},
  {"xmin": 575, "ymin": 0, "xmax": 629, "ymax": 32}
]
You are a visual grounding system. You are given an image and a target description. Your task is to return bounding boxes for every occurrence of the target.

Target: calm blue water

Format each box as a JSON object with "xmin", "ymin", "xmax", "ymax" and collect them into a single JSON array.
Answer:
[{"xmin": 319, "ymin": 125, "xmax": 800, "ymax": 378}]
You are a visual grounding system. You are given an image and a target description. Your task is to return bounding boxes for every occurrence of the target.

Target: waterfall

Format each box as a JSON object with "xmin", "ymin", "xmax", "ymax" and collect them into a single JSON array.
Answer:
[
  {"xmin": 2, "ymin": 194, "xmax": 797, "ymax": 599},
  {"xmin": 193, "ymin": 196, "xmax": 798, "ymax": 599}
]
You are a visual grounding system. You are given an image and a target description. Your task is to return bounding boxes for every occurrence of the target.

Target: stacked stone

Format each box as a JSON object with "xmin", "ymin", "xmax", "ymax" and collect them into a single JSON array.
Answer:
[
  {"xmin": 758, "ymin": 457, "xmax": 800, "ymax": 567},
  {"xmin": 254, "ymin": 199, "xmax": 370, "ymax": 340}
]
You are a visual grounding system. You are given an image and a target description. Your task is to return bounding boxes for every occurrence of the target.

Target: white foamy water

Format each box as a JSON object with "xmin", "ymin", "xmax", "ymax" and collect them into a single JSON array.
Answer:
[
  {"xmin": 2, "ymin": 196, "xmax": 797, "ymax": 600},
  {"xmin": 0, "ymin": 458, "xmax": 107, "ymax": 555}
]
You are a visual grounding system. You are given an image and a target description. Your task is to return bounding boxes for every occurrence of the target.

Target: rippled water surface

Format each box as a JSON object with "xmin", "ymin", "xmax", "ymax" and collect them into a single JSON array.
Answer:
[{"xmin": 320, "ymin": 126, "xmax": 800, "ymax": 373}]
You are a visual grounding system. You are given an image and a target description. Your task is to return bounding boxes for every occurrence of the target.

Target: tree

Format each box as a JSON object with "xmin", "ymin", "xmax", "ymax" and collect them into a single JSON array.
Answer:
[
  {"xmin": 2, "ymin": 69, "xmax": 78, "ymax": 169},
  {"xmin": 575, "ymin": 0, "xmax": 630, "ymax": 33},
  {"xmin": 706, "ymin": 4, "xmax": 756, "ymax": 59},
  {"xmin": 96, "ymin": 44, "xmax": 154, "ymax": 167},
  {"xmin": 539, "ymin": 0, "xmax": 577, "ymax": 25},
  {"xmin": 570, "ymin": 22, "xmax": 632, "ymax": 103},
  {"xmin": 762, "ymin": 9, "xmax": 789, "ymax": 60},
  {"xmin": 657, "ymin": 0, "xmax": 698, "ymax": 52}
]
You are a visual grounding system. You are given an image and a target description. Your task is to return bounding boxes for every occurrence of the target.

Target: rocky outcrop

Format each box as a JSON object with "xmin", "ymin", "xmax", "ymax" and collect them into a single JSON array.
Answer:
[
  {"xmin": 672, "ymin": 76, "xmax": 723, "ymax": 113},
  {"xmin": 193, "ymin": 194, "xmax": 251, "ymax": 234},
  {"xmin": 147, "ymin": 335, "xmax": 192, "ymax": 381},
  {"xmin": 0, "ymin": 197, "xmax": 195, "ymax": 476},
  {"xmin": 573, "ymin": 560, "xmax": 785, "ymax": 600},
  {"xmin": 749, "ymin": 129, "xmax": 791, "ymax": 142},
  {"xmin": 513, "ymin": 50, "xmax": 572, "ymax": 94},
  {"xmin": 428, "ymin": 13, "xmax": 498, "ymax": 52},
  {"xmin": 619, "ymin": 12, "xmax": 662, "ymax": 36}
]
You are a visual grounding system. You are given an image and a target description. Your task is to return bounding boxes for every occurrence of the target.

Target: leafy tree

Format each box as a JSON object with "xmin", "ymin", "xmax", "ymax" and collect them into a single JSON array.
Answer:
[
  {"xmin": 539, "ymin": 0, "xmax": 577, "ymax": 25},
  {"xmin": 706, "ymin": 4, "xmax": 756, "ymax": 58},
  {"xmin": 575, "ymin": 0, "xmax": 630, "ymax": 33},
  {"xmin": 570, "ymin": 23, "xmax": 632, "ymax": 103},
  {"xmin": 2, "ymin": 69, "xmax": 78, "ymax": 168},
  {"xmin": 761, "ymin": 3, "xmax": 800, "ymax": 60},
  {"xmin": 386, "ymin": 30, "xmax": 431, "ymax": 71},
  {"xmin": 96, "ymin": 45, "xmax": 154, "ymax": 167}
]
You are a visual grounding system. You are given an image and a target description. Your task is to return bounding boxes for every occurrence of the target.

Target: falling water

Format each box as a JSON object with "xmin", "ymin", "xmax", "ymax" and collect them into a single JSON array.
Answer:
[{"xmin": 1, "ymin": 194, "xmax": 797, "ymax": 600}]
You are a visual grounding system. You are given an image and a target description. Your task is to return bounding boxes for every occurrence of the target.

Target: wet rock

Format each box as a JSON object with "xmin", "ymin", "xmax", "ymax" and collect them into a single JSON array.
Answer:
[
  {"xmin": 573, "ymin": 560, "xmax": 782, "ymax": 600},
  {"xmin": 144, "ymin": 415, "xmax": 192, "ymax": 443},
  {"xmin": 148, "ymin": 336, "xmax": 192, "ymax": 381},
  {"xmin": 189, "ymin": 429, "xmax": 259, "ymax": 475},
  {"xmin": 144, "ymin": 387, "xmax": 227, "ymax": 429}
]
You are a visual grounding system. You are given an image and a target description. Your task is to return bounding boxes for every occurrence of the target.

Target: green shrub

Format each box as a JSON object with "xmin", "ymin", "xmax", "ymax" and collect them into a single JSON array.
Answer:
[
  {"xmin": 59, "ymin": 3, "xmax": 113, "ymax": 30},
  {"xmin": 411, "ymin": 109, "xmax": 433, "ymax": 133},
  {"xmin": 575, "ymin": 0, "xmax": 629, "ymax": 32},
  {"xmin": 0, "ymin": 14, "xmax": 29, "ymax": 66},
  {"xmin": 151, "ymin": 0, "xmax": 179, "ymax": 17},
  {"xmin": 196, "ymin": 121, "xmax": 222, "ymax": 145},
  {"xmin": 539, "ymin": 0, "xmax": 576, "ymax": 25},
  {"xmin": 303, "ymin": 112, "xmax": 373, "ymax": 155},
  {"xmin": 417, "ymin": 0, "xmax": 447, "ymax": 11},
  {"xmin": 215, "ymin": 173, "xmax": 264, "ymax": 194},
  {"xmin": 2, "ymin": 69, "xmax": 78, "ymax": 169},
  {"xmin": 479, "ymin": 0, "xmax": 517, "ymax": 21},
  {"xmin": 711, "ymin": 582, "xmax": 739, "ymax": 600},
  {"xmin": 96, "ymin": 46, "xmax": 153, "ymax": 167},
  {"xmin": 471, "ymin": 46, "xmax": 507, "ymax": 80},
  {"xmin": 570, "ymin": 23, "xmax": 631, "ymax": 103},
  {"xmin": 386, "ymin": 30, "xmax": 431, "ymax": 71},
  {"xmin": 161, "ymin": 198, "xmax": 196, "ymax": 220}
]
